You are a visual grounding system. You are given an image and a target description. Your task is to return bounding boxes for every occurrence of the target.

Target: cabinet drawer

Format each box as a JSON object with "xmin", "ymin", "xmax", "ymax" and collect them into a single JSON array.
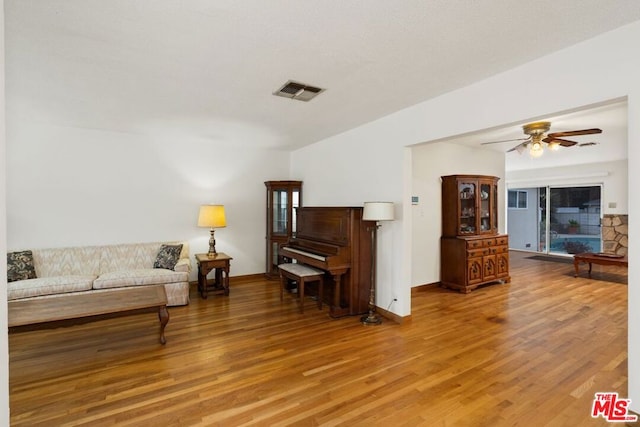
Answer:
[
  {"xmin": 467, "ymin": 248, "xmax": 488, "ymax": 257},
  {"xmin": 496, "ymin": 236, "xmax": 509, "ymax": 245},
  {"xmin": 488, "ymin": 245, "xmax": 508, "ymax": 254},
  {"xmin": 492, "ymin": 245, "xmax": 509, "ymax": 254},
  {"xmin": 482, "ymin": 238, "xmax": 497, "ymax": 247},
  {"xmin": 466, "ymin": 240, "xmax": 484, "ymax": 249}
]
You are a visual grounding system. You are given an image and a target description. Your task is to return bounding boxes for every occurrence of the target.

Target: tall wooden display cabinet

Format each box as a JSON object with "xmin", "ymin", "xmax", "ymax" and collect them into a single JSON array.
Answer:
[
  {"xmin": 440, "ymin": 175, "xmax": 510, "ymax": 293},
  {"xmin": 265, "ymin": 181, "xmax": 302, "ymax": 278}
]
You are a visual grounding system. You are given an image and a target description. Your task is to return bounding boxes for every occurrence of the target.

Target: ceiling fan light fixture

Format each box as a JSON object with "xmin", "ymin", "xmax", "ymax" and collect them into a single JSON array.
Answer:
[
  {"xmin": 529, "ymin": 141, "xmax": 544, "ymax": 158},
  {"xmin": 522, "ymin": 121, "xmax": 551, "ymax": 137},
  {"xmin": 483, "ymin": 120, "xmax": 602, "ymax": 156}
]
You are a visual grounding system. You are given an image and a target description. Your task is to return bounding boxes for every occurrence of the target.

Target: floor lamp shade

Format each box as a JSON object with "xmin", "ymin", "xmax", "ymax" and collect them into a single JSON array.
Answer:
[{"xmin": 363, "ymin": 202, "xmax": 394, "ymax": 221}]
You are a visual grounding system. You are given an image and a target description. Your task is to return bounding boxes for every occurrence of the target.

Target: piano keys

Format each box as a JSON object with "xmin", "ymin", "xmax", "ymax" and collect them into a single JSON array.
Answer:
[
  {"xmin": 280, "ymin": 206, "xmax": 374, "ymax": 318},
  {"xmin": 280, "ymin": 246, "xmax": 326, "ymax": 262}
]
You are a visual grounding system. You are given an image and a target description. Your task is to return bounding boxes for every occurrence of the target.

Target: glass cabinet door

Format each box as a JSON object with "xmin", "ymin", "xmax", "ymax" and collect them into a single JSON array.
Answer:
[
  {"xmin": 458, "ymin": 181, "xmax": 477, "ymax": 234},
  {"xmin": 492, "ymin": 183, "xmax": 498, "ymax": 232},
  {"xmin": 292, "ymin": 189, "xmax": 300, "ymax": 234},
  {"xmin": 265, "ymin": 181, "xmax": 303, "ymax": 278},
  {"xmin": 442, "ymin": 174, "xmax": 500, "ymax": 238},
  {"xmin": 272, "ymin": 189, "xmax": 288, "ymax": 235},
  {"xmin": 479, "ymin": 182, "xmax": 492, "ymax": 233}
]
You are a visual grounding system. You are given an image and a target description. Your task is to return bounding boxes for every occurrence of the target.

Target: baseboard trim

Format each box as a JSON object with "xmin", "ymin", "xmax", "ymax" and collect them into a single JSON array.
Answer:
[
  {"xmin": 188, "ymin": 272, "xmax": 268, "ymax": 287},
  {"xmin": 375, "ymin": 306, "xmax": 411, "ymax": 325},
  {"xmin": 230, "ymin": 273, "xmax": 268, "ymax": 284},
  {"xmin": 412, "ymin": 282, "xmax": 440, "ymax": 293}
]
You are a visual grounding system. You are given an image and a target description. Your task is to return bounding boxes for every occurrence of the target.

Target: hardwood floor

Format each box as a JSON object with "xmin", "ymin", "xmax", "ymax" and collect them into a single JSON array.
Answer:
[{"xmin": 9, "ymin": 251, "xmax": 634, "ymax": 426}]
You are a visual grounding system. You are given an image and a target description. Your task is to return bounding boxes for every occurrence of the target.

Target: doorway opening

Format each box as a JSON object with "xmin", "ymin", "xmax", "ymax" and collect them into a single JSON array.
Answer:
[{"xmin": 508, "ymin": 185, "xmax": 602, "ymax": 255}]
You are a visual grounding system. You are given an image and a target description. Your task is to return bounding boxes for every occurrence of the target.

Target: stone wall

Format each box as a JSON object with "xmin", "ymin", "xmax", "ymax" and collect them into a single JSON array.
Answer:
[{"xmin": 602, "ymin": 214, "xmax": 628, "ymax": 255}]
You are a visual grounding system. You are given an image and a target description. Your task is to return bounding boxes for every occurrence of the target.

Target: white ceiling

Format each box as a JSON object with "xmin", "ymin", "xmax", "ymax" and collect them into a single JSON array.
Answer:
[{"xmin": 5, "ymin": 1, "xmax": 640, "ymax": 150}]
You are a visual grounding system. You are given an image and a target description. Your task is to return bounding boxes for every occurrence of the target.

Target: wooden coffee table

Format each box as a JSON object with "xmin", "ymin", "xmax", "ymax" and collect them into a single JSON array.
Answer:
[
  {"xmin": 8, "ymin": 285, "xmax": 170, "ymax": 344},
  {"xmin": 573, "ymin": 252, "xmax": 628, "ymax": 278}
]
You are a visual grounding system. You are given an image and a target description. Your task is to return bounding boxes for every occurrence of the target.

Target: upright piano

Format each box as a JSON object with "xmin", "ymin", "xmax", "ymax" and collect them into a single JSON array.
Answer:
[{"xmin": 280, "ymin": 206, "xmax": 374, "ymax": 318}]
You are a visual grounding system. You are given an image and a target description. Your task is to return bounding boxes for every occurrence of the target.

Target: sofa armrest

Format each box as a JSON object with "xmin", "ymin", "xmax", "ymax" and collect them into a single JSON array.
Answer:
[{"xmin": 174, "ymin": 258, "xmax": 192, "ymax": 273}]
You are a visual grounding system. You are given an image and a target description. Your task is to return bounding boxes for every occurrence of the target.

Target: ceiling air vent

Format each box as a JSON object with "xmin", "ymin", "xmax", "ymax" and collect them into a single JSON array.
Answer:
[{"xmin": 273, "ymin": 80, "xmax": 325, "ymax": 102}]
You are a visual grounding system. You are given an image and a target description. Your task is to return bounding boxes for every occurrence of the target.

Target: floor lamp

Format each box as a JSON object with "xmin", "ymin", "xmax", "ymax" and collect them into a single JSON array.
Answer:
[{"xmin": 361, "ymin": 201, "xmax": 394, "ymax": 326}]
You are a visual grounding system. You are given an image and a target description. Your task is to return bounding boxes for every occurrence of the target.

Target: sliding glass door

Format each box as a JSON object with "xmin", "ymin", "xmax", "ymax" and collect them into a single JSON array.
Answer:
[
  {"xmin": 547, "ymin": 186, "xmax": 602, "ymax": 255},
  {"xmin": 508, "ymin": 185, "xmax": 602, "ymax": 255}
]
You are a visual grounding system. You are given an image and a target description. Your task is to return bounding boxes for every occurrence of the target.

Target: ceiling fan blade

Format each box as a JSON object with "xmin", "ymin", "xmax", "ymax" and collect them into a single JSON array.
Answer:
[
  {"xmin": 506, "ymin": 142, "xmax": 527, "ymax": 153},
  {"xmin": 481, "ymin": 137, "xmax": 530, "ymax": 146},
  {"xmin": 546, "ymin": 128, "xmax": 602, "ymax": 138},
  {"xmin": 542, "ymin": 137, "xmax": 578, "ymax": 147}
]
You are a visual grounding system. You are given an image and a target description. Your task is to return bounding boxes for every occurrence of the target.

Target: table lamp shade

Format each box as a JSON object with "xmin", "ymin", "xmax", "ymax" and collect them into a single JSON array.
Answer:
[
  {"xmin": 362, "ymin": 202, "xmax": 394, "ymax": 221},
  {"xmin": 198, "ymin": 205, "xmax": 227, "ymax": 228}
]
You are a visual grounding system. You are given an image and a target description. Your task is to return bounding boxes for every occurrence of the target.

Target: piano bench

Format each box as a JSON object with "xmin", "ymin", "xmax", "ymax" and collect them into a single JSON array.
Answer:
[{"xmin": 278, "ymin": 263, "xmax": 325, "ymax": 314}]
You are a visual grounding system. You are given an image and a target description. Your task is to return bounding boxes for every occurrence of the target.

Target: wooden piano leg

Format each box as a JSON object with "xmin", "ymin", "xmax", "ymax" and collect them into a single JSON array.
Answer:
[
  {"xmin": 317, "ymin": 279, "xmax": 323, "ymax": 311},
  {"xmin": 330, "ymin": 273, "xmax": 342, "ymax": 317}
]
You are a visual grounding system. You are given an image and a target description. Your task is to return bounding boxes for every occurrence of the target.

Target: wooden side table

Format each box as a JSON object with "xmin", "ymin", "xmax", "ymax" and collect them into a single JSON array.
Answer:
[{"xmin": 195, "ymin": 253, "xmax": 232, "ymax": 299}]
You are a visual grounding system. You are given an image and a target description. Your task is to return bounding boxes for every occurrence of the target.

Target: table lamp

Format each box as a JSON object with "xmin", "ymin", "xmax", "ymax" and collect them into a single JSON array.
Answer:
[{"xmin": 198, "ymin": 204, "xmax": 226, "ymax": 256}]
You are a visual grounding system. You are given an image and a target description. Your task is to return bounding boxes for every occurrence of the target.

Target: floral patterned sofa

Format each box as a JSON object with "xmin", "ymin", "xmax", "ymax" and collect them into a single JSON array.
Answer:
[{"xmin": 7, "ymin": 242, "xmax": 191, "ymax": 307}]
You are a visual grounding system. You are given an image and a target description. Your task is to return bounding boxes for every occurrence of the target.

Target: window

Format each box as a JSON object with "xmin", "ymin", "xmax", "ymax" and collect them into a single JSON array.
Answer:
[{"xmin": 508, "ymin": 190, "xmax": 527, "ymax": 209}]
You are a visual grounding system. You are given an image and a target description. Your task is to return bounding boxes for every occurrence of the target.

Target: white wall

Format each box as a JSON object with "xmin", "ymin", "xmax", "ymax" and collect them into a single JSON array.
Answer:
[
  {"xmin": 507, "ymin": 189, "xmax": 540, "ymax": 251},
  {"xmin": 506, "ymin": 159, "xmax": 628, "ymax": 215},
  {"xmin": 0, "ymin": 2, "xmax": 10, "ymax": 423},
  {"xmin": 411, "ymin": 142, "xmax": 505, "ymax": 286},
  {"xmin": 291, "ymin": 113, "xmax": 409, "ymax": 316},
  {"xmin": 5, "ymin": 122, "xmax": 291, "ymax": 279},
  {"xmin": 292, "ymin": 21, "xmax": 640, "ymax": 410}
]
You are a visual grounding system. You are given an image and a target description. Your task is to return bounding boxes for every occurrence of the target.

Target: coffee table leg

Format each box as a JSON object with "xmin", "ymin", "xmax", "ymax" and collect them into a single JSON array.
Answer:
[
  {"xmin": 574, "ymin": 259, "xmax": 580, "ymax": 277},
  {"xmin": 588, "ymin": 262, "xmax": 593, "ymax": 278},
  {"xmin": 158, "ymin": 305, "xmax": 169, "ymax": 345}
]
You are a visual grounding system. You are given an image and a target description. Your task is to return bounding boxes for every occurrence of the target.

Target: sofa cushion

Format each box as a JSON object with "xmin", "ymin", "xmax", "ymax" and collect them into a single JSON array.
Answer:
[
  {"xmin": 173, "ymin": 258, "xmax": 191, "ymax": 273},
  {"xmin": 93, "ymin": 269, "xmax": 188, "ymax": 290},
  {"xmin": 7, "ymin": 250, "xmax": 37, "ymax": 282},
  {"xmin": 153, "ymin": 244, "xmax": 183, "ymax": 270},
  {"xmin": 99, "ymin": 242, "xmax": 190, "ymax": 274},
  {"xmin": 32, "ymin": 246, "xmax": 102, "ymax": 277},
  {"xmin": 7, "ymin": 275, "xmax": 96, "ymax": 301}
]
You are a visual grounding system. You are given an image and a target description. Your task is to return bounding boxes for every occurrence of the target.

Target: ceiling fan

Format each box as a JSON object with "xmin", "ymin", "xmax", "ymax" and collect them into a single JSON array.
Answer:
[{"xmin": 482, "ymin": 121, "xmax": 602, "ymax": 157}]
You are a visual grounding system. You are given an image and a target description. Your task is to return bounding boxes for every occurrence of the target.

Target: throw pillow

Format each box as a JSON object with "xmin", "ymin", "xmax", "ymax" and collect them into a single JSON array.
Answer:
[
  {"xmin": 153, "ymin": 244, "xmax": 183, "ymax": 270},
  {"xmin": 7, "ymin": 250, "xmax": 37, "ymax": 282}
]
